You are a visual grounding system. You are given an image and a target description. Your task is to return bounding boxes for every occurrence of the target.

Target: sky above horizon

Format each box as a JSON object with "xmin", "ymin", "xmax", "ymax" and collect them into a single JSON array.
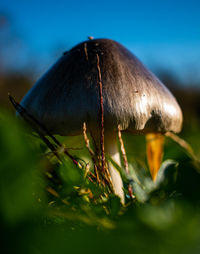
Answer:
[{"xmin": 0, "ymin": 0, "xmax": 200, "ymax": 83}]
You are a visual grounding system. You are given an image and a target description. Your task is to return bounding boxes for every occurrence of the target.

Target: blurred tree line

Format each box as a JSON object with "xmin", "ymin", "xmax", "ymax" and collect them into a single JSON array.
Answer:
[{"xmin": 0, "ymin": 14, "xmax": 33, "ymax": 111}]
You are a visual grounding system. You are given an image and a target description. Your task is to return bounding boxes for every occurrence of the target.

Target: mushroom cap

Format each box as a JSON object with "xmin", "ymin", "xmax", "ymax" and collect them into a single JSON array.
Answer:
[{"xmin": 20, "ymin": 38, "xmax": 183, "ymax": 136}]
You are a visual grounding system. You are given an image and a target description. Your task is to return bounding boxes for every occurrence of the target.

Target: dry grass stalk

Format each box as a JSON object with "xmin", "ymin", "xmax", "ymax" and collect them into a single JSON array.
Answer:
[
  {"xmin": 117, "ymin": 125, "xmax": 129, "ymax": 174},
  {"xmin": 117, "ymin": 125, "xmax": 135, "ymax": 199},
  {"xmin": 96, "ymin": 54, "xmax": 114, "ymax": 192},
  {"xmin": 46, "ymin": 186, "xmax": 70, "ymax": 205},
  {"xmin": 89, "ymin": 127, "xmax": 99, "ymax": 154},
  {"xmin": 83, "ymin": 122, "xmax": 95, "ymax": 156},
  {"xmin": 165, "ymin": 132, "xmax": 199, "ymax": 162},
  {"xmin": 83, "ymin": 122, "xmax": 100, "ymax": 183},
  {"xmin": 83, "ymin": 122, "xmax": 113, "ymax": 189},
  {"xmin": 96, "ymin": 54, "xmax": 106, "ymax": 174}
]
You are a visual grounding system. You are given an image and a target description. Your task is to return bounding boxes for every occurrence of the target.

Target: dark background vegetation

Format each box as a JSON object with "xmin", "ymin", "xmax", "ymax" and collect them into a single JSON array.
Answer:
[{"xmin": 0, "ymin": 6, "xmax": 200, "ymax": 254}]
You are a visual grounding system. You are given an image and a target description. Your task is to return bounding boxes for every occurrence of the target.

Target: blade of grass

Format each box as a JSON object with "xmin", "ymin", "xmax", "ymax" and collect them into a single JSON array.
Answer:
[{"xmin": 165, "ymin": 132, "xmax": 200, "ymax": 170}]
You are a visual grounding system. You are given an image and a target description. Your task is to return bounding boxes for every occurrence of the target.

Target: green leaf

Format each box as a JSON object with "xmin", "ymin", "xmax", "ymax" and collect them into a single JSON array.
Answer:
[
  {"xmin": 129, "ymin": 160, "xmax": 178, "ymax": 202},
  {"xmin": 154, "ymin": 159, "xmax": 178, "ymax": 187}
]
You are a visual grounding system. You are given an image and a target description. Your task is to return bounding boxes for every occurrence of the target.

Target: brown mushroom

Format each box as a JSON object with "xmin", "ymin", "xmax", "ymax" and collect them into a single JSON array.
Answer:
[{"xmin": 20, "ymin": 38, "xmax": 183, "ymax": 203}]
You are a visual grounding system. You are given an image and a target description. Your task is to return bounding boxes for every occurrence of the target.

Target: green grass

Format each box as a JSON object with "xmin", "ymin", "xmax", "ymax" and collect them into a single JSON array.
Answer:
[{"xmin": 1, "ymin": 109, "xmax": 200, "ymax": 254}]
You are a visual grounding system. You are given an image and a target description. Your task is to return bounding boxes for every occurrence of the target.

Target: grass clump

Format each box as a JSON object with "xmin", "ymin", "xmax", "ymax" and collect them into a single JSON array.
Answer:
[{"xmin": 1, "ymin": 108, "xmax": 200, "ymax": 254}]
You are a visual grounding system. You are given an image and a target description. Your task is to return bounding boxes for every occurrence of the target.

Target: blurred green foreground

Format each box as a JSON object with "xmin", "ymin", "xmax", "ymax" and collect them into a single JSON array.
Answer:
[{"xmin": 1, "ymin": 99, "xmax": 200, "ymax": 254}]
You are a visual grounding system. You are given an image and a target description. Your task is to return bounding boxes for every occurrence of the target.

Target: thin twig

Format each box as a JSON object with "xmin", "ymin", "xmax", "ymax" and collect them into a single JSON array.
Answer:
[
  {"xmin": 9, "ymin": 95, "xmax": 60, "ymax": 146},
  {"xmin": 9, "ymin": 95, "xmax": 79, "ymax": 166},
  {"xmin": 9, "ymin": 95, "xmax": 61, "ymax": 160}
]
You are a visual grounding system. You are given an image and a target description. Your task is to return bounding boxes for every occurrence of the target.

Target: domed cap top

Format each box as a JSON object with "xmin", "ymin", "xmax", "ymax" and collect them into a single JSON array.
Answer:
[{"xmin": 20, "ymin": 38, "xmax": 183, "ymax": 135}]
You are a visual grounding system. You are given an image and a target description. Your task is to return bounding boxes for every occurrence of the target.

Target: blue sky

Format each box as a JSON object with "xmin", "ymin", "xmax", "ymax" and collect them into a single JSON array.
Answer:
[{"xmin": 1, "ymin": 0, "xmax": 200, "ymax": 83}]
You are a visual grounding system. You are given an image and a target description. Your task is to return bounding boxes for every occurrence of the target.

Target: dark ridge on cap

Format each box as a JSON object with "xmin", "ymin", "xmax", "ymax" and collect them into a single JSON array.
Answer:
[{"xmin": 20, "ymin": 38, "xmax": 183, "ymax": 136}]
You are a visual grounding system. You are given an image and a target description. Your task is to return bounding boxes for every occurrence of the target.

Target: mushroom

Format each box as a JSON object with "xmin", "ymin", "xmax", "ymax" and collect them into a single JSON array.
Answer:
[{"xmin": 19, "ymin": 38, "xmax": 183, "ymax": 204}]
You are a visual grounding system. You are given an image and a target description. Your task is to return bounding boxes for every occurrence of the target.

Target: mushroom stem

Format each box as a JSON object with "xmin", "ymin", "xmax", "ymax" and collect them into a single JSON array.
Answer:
[{"xmin": 104, "ymin": 132, "xmax": 125, "ymax": 204}]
